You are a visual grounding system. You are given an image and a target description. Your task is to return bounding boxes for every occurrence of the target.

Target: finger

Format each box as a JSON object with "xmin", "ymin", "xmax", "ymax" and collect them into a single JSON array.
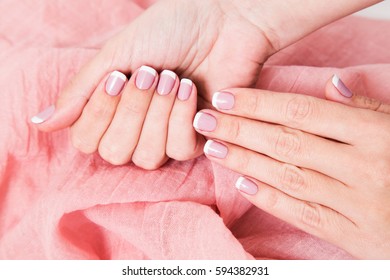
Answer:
[
  {"xmin": 193, "ymin": 110, "xmax": 356, "ymax": 182},
  {"xmin": 233, "ymin": 176, "xmax": 357, "ymax": 251},
  {"xmin": 31, "ymin": 50, "xmax": 114, "ymax": 132},
  {"xmin": 98, "ymin": 66, "xmax": 158, "ymax": 165},
  {"xmin": 166, "ymin": 79, "xmax": 205, "ymax": 161},
  {"xmin": 203, "ymin": 139, "xmax": 358, "ymax": 219},
  {"xmin": 70, "ymin": 71, "xmax": 127, "ymax": 154},
  {"xmin": 131, "ymin": 70, "xmax": 179, "ymax": 170},
  {"xmin": 210, "ymin": 88, "xmax": 378, "ymax": 144},
  {"xmin": 326, "ymin": 75, "xmax": 390, "ymax": 114}
]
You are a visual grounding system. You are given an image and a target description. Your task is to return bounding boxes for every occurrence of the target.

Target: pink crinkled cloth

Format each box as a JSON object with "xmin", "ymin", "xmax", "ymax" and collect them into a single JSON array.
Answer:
[{"xmin": 1, "ymin": 0, "xmax": 390, "ymax": 260}]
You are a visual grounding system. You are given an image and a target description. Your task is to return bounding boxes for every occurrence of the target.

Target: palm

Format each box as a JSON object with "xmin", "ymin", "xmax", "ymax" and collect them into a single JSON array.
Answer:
[{"xmin": 103, "ymin": 0, "xmax": 269, "ymax": 104}]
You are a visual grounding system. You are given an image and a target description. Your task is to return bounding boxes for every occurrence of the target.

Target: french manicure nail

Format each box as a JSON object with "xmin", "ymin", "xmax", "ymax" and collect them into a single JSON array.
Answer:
[
  {"xmin": 31, "ymin": 105, "xmax": 55, "ymax": 124},
  {"xmin": 212, "ymin": 91, "xmax": 235, "ymax": 110},
  {"xmin": 157, "ymin": 70, "xmax": 176, "ymax": 95},
  {"xmin": 193, "ymin": 112, "xmax": 217, "ymax": 132},
  {"xmin": 136, "ymin": 66, "xmax": 157, "ymax": 90},
  {"xmin": 105, "ymin": 71, "xmax": 127, "ymax": 96},
  {"xmin": 178, "ymin": 79, "xmax": 193, "ymax": 101},
  {"xmin": 235, "ymin": 177, "xmax": 258, "ymax": 195},
  {"xmin": 203, "ymin": 140, "xmax": 228, "ymax": 159},
  {"xmin": 332, "ymin": 75, "xmax": 353, "ymax": 98}
]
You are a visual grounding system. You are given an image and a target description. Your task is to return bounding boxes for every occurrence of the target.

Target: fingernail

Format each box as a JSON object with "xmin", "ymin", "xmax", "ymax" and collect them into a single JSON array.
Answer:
[
  {"xmin": 193, "ymin": 112, "xmax": 217, "ymax": 132},
  {"xmin": 105, "ymin": 71, "xmax": 127, "ymax": 96},
  {"xmin": 204, "ymin": 140, "xmax": 228, "ymax": 159},
  {"xmin": 212, "ymin": 91, "xmax": 235, "ymax": 110},
  {"xmin": 332, "ymin": 75, "xmax": 353, "ymax": 98},
  {"xmin": 31, "ymin": 105, "xmax": 55, "ymax": 124},
  {"xmin": 178, "ymin": 79, "xmax": 193, "ymax": 101},
  {"xmin": 235, "ymin": 177, "xmax": 258, "ymax": 195},
  {"xmin": 136, "ymin": 66, "xmax": 157, "ymax": 90},
  {"xmin": 157, "ymin": 70, "xmax": 176, "ymax": 95}
]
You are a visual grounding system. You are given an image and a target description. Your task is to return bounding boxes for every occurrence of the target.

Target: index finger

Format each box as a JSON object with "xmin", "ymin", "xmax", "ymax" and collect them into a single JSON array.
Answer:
[{"xmin": 211, "ymin": 88, "xmax": 376, "ymax": 144}]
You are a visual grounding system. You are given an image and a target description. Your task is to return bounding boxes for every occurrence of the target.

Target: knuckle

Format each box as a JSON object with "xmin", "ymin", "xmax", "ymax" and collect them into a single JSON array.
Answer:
[
  {"xmin": 70, "ymin": 128, "xmax": 97, "ymax": 154},
  {"xmin": 298, "ymin": 203, "xmax": 322, "ymax": 229},
  {"xmin": 132, "ymin": 151, "xmax": 166, "ymax": 170},
  {"xmin": 234, "ymin": 152, "xmax": 253, "ymax": 172},
  {"xmin": 85, "ymin": 102, "xmax": 112, "ymax": 119},
  {"xmin": 248, "ymin": 93, "xmax": 263, "ymax": 116},
  {"xmin": 226, "ymin": 118, "xmax": 243, "ymax": 142},
  {"xmin": 275, "ymin": 127, "xmax": 302, "ymax": 159},
  {"xmin": 98, "ymin": 144, "xmax": 130, "ymax": 165},
  {"xmin": 121, "ymin": 102, "xmax": 144, "ymax": 116},
  {"xmin": 361, "ymin": 96, "xmax": 381, "ymax": 111},
  {"xmin": 285, "ymin": 96, "xmax": 312, "ymax": 126},
  {"xmin": 166, "ymin": 146, "xmax": 194, "ymax": 161},
  {"xmin": 280, "ymin": 164, "xmax": 305, "ymax": 193}
]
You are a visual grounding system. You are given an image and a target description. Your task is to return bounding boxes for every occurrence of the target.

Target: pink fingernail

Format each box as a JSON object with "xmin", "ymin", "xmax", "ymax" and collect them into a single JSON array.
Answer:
[
  {"xmin": 332, "ymin": 75, "xmax": 353, "ymax": 98},
  {"xmin": 204, "ymin": 140, "xmax": 228, "ymax": 159},
  {"xmin": 178, "ymin": 79, "xmax": 193, "ymax": 101},
  {"xmin": 105, "ymin": 71, "xmax": 127, "ymax": 96},
  {"xmin": 212, "ymin": 91, "xmax": 235, "ymax": 110},
  {"xmin": 193, "ymin": 112, "xmax": 217, "ymax": 132},
  {"xmin": 157, "ymin": 70, "xmax": 176, "ymax": 95},
  {"xmin": 136, "ymin": 66, "xmax": 157, "ymax": 90},
  {"xmin": 235, "ymin": 177, "xmax": 258, "ymax": 195},
  {"xmin": 31, "ymin": 105, "xmax": 55, "ymax": 124}
]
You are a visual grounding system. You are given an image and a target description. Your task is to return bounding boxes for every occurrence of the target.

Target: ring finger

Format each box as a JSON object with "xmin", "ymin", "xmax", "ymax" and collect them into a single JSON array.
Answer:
[{"xmin": 194, "ymin": 110, "xmax": 356, "ymax": 184}]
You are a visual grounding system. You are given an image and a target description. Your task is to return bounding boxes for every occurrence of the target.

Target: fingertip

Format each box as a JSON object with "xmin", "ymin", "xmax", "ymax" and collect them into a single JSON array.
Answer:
[{"xmin": 325, "ymin": 75, "xmax": 353, "ymax": 104}]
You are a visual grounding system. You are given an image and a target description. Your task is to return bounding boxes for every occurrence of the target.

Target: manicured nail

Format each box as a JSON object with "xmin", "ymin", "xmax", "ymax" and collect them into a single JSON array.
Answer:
[
  {"xmin": 136, "ymin": 66, "xmax": 157, "ymax": 90},
  {"xmin": 204, "ymin": 140, "xmax": 228, "ymax": 159},
  {"xmin": 332, "ymin": 75, "xmax": 353, "ymax": 98},
  {"xmin": 178, "ymin": 79, "xmax": 193, "ymax": 101},
  {"xmin": 105, "ymin": 71, "xmax": 127, "ymax": 96},
  {"xmin": 212, "ymin": 91, "xmax": 235, "ymax": 110},
  {"xmin": 193, "ymin": 112, "xmax": 217, "ymax": 132},
  {"xmin": 235, "ymin": 177, "xmax": 258, "ymax": 195},
  {"xmin": 157, "ymin": 70, "xmax": 176, "ymax": 95},
  {"xmin": 31, "ymin": 105, "xmax": 55, "ymax": 124}
]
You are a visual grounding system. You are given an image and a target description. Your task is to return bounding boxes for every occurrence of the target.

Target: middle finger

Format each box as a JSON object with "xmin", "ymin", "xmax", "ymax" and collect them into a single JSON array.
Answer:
[{"xmin": 194, "ymin": 110, "xmax": 356, "ymax": 182}]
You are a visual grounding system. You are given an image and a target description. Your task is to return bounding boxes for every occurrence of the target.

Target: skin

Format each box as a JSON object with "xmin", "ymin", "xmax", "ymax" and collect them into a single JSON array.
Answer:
[
  {"xmin": 32, "ymin": 0, "xmax": 380, "ymax": 169},
  {"xmin": 195, "ymin": 79, "xmax": 390, "ymax": 259}
]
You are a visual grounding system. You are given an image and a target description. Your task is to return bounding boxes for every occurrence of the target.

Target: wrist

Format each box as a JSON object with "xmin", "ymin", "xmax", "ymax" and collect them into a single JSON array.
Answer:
[{"xmin": 228, "ymin": 0, "xmax": 382, "ymax": 54}]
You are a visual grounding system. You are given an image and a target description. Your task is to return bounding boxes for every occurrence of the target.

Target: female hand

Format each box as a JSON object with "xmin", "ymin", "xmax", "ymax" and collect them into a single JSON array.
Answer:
[
  {"xmin": 30, "ymin": 0, "xmax": 272, "ymax": 168},
  {"xmin": 193, "ymin": 76, "xmax": 390, "ymax": 259},
  {"xmin": 31, "ymin": 0, "xmax": 377, "ymax": 167}
]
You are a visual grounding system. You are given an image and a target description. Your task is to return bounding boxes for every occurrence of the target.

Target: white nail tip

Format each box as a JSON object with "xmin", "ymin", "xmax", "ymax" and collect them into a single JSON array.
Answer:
[
  {"xmin": 140, "ymin": 65, "xmax": 157, "ymax": 76},
  {"xmin": 181, "ymin": 78, "xmax": 193, "ymax": 86},
  {"xmin": 193, "ymin": 112, "xmax": 203, "ymax": 129},
  {"xmin": 332, "ymin": 75, "xmax": 340, "ymax": 87},
  {"xmin": 235, "ymin": 177, "xmax": 245, "ymax": 190},
  {"xmin": 31, "ymin": 105, "xmax": 55, "ymax": 124},
  {"xmin": 212, "ymin": 92, "xmax": 221, "ymax": 109},
  {"xmin": 110, "ymin": 71, "xmax": 127, "ymax": 81},
  {"xmin": 203, "ymin": 140, "xmax": 214, "ymax": 154},
  {"xmin": 161, "ymin": 70, "xmax": 177, "ymax": 79}
]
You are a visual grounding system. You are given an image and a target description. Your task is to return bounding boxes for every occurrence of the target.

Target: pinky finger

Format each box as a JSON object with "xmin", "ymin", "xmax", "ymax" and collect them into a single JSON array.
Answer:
[
  {"xmin": 326, "ymin": 75, "xmax": 390, "ymax": 114},
  {"xmin": 166, "ymin": 79, "xmax": 205, "ymax": 161},
  {"xmin": 235, "ymin": 176, "xmax": 357, "ymax": 251}
]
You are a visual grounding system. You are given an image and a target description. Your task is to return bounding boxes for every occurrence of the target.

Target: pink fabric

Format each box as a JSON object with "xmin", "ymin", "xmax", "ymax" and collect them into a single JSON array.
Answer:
[{"xmin": 0, "ymin": 0, "xmax": 389, "ymax": 259}]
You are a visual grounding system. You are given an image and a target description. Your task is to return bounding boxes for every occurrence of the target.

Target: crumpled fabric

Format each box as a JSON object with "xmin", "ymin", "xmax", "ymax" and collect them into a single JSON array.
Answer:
[{"xmin": 0, "ymin": 0, "xmax": 389, "ymax": 259}]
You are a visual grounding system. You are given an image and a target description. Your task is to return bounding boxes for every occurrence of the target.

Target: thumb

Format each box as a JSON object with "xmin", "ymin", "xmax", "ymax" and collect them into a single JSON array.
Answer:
[
  {"xmin": 325, "ymin": 75, "xmax": 390, "ymax": 114},
  {"xmin": 30, "ymin": 51, "xmax": 112, "ymax": 132}
]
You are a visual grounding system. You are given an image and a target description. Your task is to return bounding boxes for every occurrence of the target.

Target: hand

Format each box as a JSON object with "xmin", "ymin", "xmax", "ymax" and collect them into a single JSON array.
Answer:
[
  {"xmin": 193, "ymin": 76, "xmax": 390, "ymax": 259},
  {"xmin": 33, "ymin": 0, "xmax": 273, "ymax": 132},
  {"xmin": 30, "ymin": 0, "xmax": 273, "ymax": 168}
]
